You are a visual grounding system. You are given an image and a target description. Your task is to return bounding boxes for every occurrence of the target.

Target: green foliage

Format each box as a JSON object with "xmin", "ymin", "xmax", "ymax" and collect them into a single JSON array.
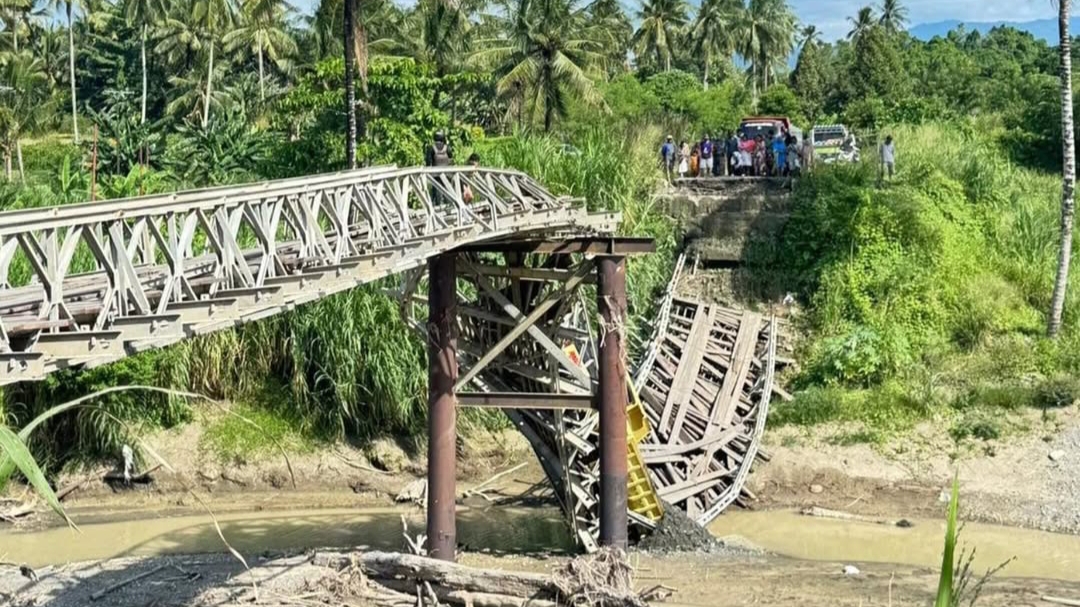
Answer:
[
  {"xmin": 164, "ymin": 108, "xmax": 276, "ymax": 185},
  {"xmin": 791, "ymin": 36, "xmax": 828, "ymax": 121},
  {"xmin": 0, "ymin": 426, "xmax": 74, "ymax": 526},
  {"xmin": 768, "ymin": 122, "xmax": 1080, "ymax": 437},
  {"xmin": 201, "ymin": 400, "xmax": 314, "ymax": 463},
  {"xmin": 478, "ymin": 124, "xmax": 676, "ymax": 343},
  {"xmin": 601, "ymin": 75, "xmax": 661, "ymax": 124},
  {"xmin": 643, "ymin": 70, "xmax": 701, "ymax": 115},
  {"xmin": 757, "ymin": 83, "xmax": 802, "ymax": 124},
  {"xmin": 269, "ymin": 57, "xmax": 450, "ymax": 176}
]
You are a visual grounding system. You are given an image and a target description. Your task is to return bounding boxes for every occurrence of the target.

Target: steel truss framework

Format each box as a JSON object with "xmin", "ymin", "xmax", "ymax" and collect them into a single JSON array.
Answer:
[
  {"xmin": 395, "ymin": 249, "xmax": 777, "ymax": 549},
  {"xmin": 394, "ymin": 250, "xmax": 624, "ymax": 550},
  {"xmin": 0, "ymin": 166, "xmax": 617, "ymax": 384}
]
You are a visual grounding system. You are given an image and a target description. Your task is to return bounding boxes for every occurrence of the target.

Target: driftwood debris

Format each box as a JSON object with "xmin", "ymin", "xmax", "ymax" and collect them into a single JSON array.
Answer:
[
  {"xmin": 0, "ymin": 475, "xmax": 92, "ymax": 522},
  {"xmin": 313, "ymin": 548, "xmax": 663, "ymax": 607},
  {"xmin": 800, "ymin": 506, "xmax": 914, "ymax": 528}
]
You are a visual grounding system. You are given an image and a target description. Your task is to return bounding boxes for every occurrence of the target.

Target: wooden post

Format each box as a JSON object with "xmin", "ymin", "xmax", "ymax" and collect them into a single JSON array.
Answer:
[
  {"xmin": 597, "ymin": 256, "xmax": 628, "ymax": 549},
  {"xmin": 427, "ymin": 252, "xmax": 458, "ymax": 561}
]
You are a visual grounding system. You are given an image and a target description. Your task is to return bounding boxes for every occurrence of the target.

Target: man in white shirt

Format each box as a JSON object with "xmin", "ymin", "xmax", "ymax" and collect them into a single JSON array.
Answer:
[{"xmin": 880, "ymin": 135, "xmax": 896, "ymax": 182}]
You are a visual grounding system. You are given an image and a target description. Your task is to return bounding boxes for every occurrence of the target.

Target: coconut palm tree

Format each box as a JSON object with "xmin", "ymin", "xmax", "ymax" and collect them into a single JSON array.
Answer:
[
  {"xmin": 48, "ymin": 0, "xmax": 85, "ymax": 142},
  {"xmin": 692, "ymin": 0, "xmax": 739, "ymax": 88},
  {"xmin": 123, "ymin": 0, "xmax": 170, "ymax": 124},
  {"xmin": 0, "ymin": 52, "xmax": 52, "ymax": 181},
  {"xmin": 799, "ymin": 24, "xmax": 819, "ymax": 48},
  {"xmin": 473, "ymin": 0, "xmax": 605, "ymax": 131},
  {"xmin": 586, "ymin": 0, "xmax": 632, "ymax": 75},
  {"xmin": 877, "ymin": 0, "xmax": 907, "ymax": 33},
  {"xmin": 735, "ymin": 0, "xmax": 794, "ymax": 99},
  {"xmin": 156, "ymin": 0, "xmax": 236, "ymax": 126},
  {"xmin": 223, "ymin": 0, "xmax": 298, "ymax": 102},
  {"xmin": 632, "ymin": 0, "xmax": 689, "ymax": 72},
  {"xmin": 0, "ymin": 0, "xmax": 32, "ymax": 52},
  {"xmin": 1049, "ymin": 0, "xmax": 1076, "ymax": 338},
  {"xmin": 30, "ymin": 24, "xmax": 66, "ymax": 88},
  {"xmin": 847, "ymin": 5, "xmax": 875, "ymax": 40}
]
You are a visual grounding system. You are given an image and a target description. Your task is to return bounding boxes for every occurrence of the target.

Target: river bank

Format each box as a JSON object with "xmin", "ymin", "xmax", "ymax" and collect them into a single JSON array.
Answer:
[{"xmin": 3, "ymin": 404, "xmax": 1080, "ymax": 606}]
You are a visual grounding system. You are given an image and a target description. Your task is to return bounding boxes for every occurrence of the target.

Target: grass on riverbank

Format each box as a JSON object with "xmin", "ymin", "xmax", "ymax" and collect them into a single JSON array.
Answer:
[{"xmin": 764, "ymin": 121, "xmax": 1080, "ymax": 446}]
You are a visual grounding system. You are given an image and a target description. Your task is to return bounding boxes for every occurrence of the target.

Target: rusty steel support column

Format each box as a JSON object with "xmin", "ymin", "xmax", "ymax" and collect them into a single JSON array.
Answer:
[
  {"xmin": 427, "ymin": 252, "xmax": 458, "ymax": 561},
  {"xmin": 597, "ymin": 255, "xmax": 628, "ymax": 550}
]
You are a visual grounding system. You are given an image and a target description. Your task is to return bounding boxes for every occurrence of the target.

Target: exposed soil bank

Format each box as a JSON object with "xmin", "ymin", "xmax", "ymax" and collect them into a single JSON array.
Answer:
[{"xmin": 752, "ymin": 408, "xmax": 1080, "ymax": 535}]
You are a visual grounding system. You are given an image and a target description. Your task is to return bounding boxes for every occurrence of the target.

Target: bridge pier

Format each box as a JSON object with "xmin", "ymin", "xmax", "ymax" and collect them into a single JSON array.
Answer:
[
  {"xmin": 597, "ymin": 256, "xmax": 629, "ymax": 550},
  {"xmin": 426, "ymin": 252, "xmax": 458, "ymax": 561}
]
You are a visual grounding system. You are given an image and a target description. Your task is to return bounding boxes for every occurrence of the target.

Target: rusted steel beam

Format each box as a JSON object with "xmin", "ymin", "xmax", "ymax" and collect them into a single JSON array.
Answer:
[
  {"xmin": 596, "ymin": 255, "xmax": 629, "ymax": 550},
  {"xmin": 426, "ymin": 252, "xmax": 458, "ymax": 562},
  {"xmin": 456, "ymin": 392, "xmax": 595, "ymax": 410},
  {"xmin": 456, "ymin": 237, "xmax": 655, "ymax": 255}
]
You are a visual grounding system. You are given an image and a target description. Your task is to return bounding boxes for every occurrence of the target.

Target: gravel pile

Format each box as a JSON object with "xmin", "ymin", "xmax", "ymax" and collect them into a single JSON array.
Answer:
[{"xmin": 637, "ymin": 504, "xmax": 725, "ymax": 554}]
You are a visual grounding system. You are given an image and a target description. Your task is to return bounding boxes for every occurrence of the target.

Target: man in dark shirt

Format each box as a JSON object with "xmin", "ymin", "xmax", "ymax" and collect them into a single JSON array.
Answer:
[
  {"xmin": 425, "ymin": 131, "xmax": 453, "ymax": 167},
  {"xmin": 725, "ymin": 132, "xmax": 739, "ymax": 176}
]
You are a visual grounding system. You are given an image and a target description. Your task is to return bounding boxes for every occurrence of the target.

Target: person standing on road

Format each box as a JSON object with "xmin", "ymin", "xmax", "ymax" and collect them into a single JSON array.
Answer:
[
  {"xmin": 660, "ymin": 135, "xmax": 677, "ymax": 181},
  {"xmin": 699, "ymin": 135, "xmax": 714, "ymax": 177},
  {"xmin": 879, "ymin": 135, "xmax": 896, "ymax": 183}
]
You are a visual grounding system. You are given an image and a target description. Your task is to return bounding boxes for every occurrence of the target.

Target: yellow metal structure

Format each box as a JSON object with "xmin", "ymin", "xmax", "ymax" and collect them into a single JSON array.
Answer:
[{"xmin": 625, "ymin": 372, "xmax": 663, "ymax": 522}]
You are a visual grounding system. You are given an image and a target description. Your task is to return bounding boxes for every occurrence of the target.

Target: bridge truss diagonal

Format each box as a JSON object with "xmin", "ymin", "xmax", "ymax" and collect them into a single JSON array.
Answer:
[{"xmin": 0, "ymin": 166, "xmax": 618, "ymax": 384}]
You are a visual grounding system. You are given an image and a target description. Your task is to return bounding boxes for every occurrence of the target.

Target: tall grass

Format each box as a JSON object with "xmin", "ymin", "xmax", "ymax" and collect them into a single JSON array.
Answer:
[{"xmin": 478, "ymin": 125, "xmax": 678, "ymax": 347}]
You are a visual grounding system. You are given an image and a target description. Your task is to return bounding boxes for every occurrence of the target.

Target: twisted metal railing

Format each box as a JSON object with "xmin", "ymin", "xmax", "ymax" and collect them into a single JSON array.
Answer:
[{"xmin": 0, "ymin": 166, "xmax": 618, "ymax": 384}]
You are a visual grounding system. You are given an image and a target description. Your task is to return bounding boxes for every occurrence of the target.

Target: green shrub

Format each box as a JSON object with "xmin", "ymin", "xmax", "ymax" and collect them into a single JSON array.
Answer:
[{"xmin": 1035, "ymin": 373, "xmax": 1080, "ymax": 409}]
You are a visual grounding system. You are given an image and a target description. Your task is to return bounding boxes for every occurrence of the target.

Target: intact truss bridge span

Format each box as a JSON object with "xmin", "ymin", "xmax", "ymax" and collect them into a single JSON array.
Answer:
[{"xmin": 0, "ymin": 165, "xmax": 774, "ymax": 556}]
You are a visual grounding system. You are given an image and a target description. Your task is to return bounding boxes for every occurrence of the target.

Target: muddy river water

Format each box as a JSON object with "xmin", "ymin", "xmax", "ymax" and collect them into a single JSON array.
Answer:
[{"xmin": 2, "ymin": 506, "xmax": 1078, "ymax": 581}]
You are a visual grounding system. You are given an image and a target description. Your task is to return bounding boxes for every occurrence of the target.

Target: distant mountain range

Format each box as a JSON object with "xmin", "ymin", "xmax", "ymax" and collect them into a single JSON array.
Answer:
[{"xmin": 909, "ymin": 17, "xmax": 1080, "ymax": 42}]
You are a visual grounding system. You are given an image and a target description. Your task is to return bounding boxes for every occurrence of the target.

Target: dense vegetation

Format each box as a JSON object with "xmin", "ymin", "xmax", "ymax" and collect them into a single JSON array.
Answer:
[{"xmin": 0, "ymin": 0, "xmax": 1077, "ymax": 468}]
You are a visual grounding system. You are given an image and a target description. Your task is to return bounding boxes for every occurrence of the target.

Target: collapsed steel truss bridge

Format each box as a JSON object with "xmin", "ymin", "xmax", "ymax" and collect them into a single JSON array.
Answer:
[{"xmin": 0, "ymin": 165, "xmax": 773, "ymax": 559}]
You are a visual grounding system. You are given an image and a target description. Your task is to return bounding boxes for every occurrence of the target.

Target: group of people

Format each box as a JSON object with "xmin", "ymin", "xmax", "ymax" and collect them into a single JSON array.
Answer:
[{"xmin": 660, "ymin": 130, "xmax": 814, "ymax": 181}]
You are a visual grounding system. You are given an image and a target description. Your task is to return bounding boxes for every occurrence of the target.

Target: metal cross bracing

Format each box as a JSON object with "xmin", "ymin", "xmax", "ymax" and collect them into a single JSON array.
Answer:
[
  {"xmin": 393, "ymin": 245, "xmax": 778, "ymax": 552},
  {"xmin": 393, "ymin": 245, "xmax": 660, "ymax": 552},
  {"xmin": 0, "ymin": 165, "xmax": 620, "ymax": 385}
]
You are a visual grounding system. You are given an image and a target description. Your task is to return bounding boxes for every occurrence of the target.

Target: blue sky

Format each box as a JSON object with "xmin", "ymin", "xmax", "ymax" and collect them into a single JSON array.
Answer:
[
  {"xmin": 792, "ymin": 0, "xmax": 1062, "ymax": 40},
  {"xmin": 288, "ymin": 0, "xmax": 1063, "ymax": 43}
]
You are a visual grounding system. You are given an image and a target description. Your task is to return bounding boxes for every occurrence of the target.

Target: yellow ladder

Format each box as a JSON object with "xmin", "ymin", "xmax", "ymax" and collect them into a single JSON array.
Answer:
[{"xmin": 625, "ymin": 372, "xmax": 663, "ymax": 522}]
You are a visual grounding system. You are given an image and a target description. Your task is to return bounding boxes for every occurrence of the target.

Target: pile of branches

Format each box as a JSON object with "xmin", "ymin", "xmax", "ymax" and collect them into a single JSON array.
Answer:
[{"xmin": 310, "ymin": 548, "xmax": 672, "ymax": 607}]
